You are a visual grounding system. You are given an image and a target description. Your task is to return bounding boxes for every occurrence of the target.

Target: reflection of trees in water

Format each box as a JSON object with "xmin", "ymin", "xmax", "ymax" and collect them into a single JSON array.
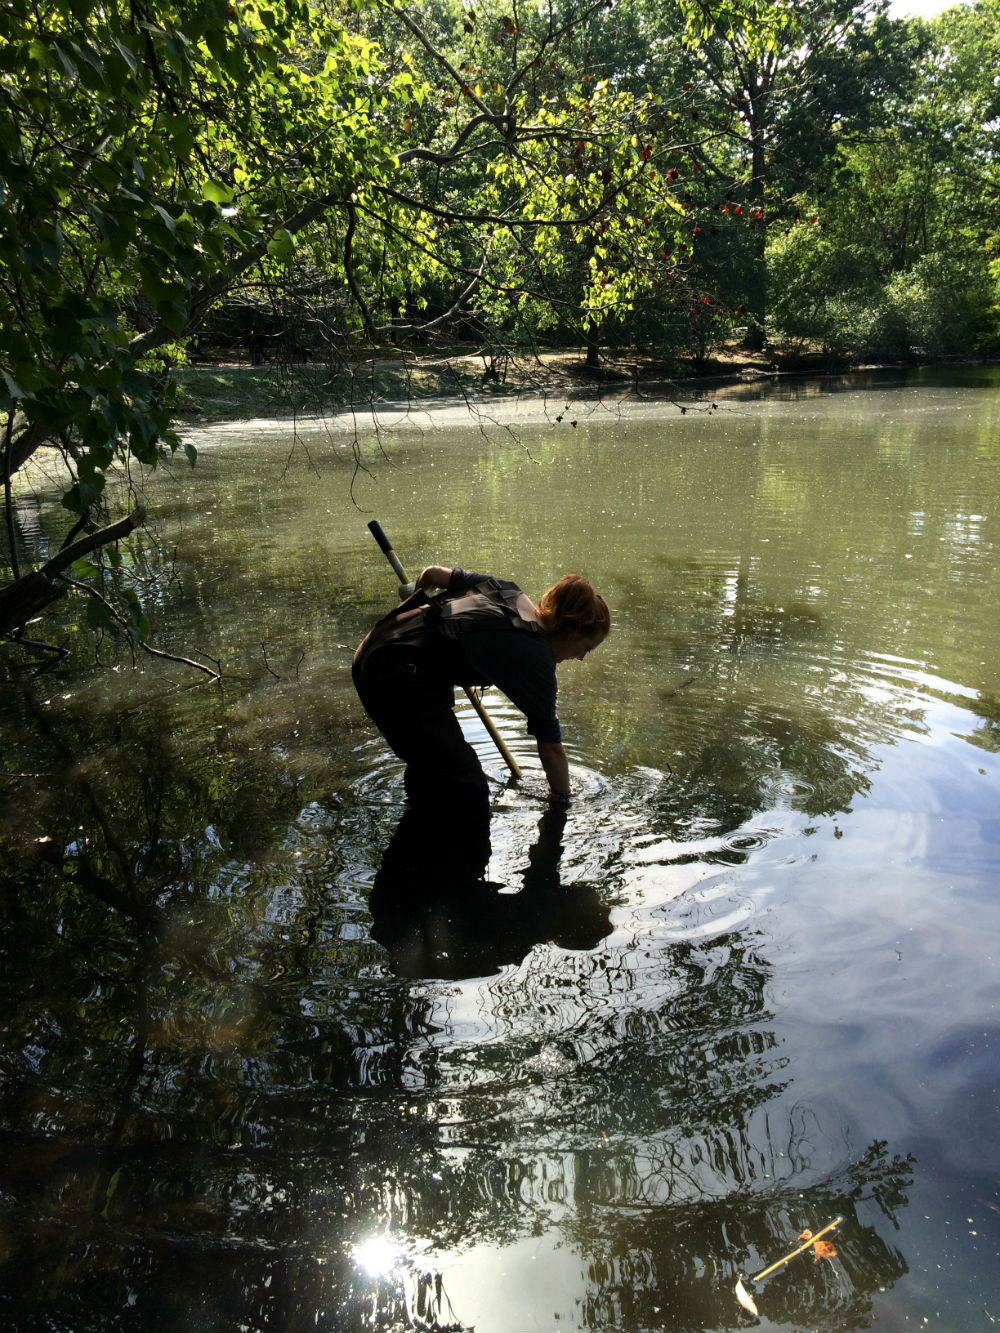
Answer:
[
  {"xmin": 305, "ymin": 806, "xmax": 912, "ymax": 1332},
  {"xmin": 567, "ymin": 1138, "xmax": 913, "ymax": 1326},
  {"xmin": 656, "ymin": 700, "xmax": 873, "ymax": 833},
  {"xmin": 568, "ymin": 1140, "xmax": 913, "ymax": 1332},
  {"xmin": 0, "ymin": 673, "xmax": 917, "ymax": 1332},
  {"xmin": 964, "ymin": 690, "xmax": 1000, "ymax": 753},
  {"xmin": 463, "ymin": 929, "xmax": 783, "ymax": 1151},
  {"xmin": 325, "ymin": 1136, "xmax": 913, "ymax": 1333},
  {"xmin": 607, "ymin": 537, "xmax": 1000, "ymax": 833},
  {"xmin": 0, "ymin": 672, "xmax": 380, "ymax": 1328}
]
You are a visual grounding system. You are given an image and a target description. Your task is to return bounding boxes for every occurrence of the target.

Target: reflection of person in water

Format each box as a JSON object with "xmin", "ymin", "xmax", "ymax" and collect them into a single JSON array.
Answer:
[
  {"xmin": 369, "ymin": 802, "xmax": 612, "ymax": 979},
  {"xmin": 353, "ymin": 565, "xmax": 610, "ymax": 815}
]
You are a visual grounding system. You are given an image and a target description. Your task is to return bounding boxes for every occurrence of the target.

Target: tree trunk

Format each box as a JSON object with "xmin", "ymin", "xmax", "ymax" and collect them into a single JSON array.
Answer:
[{"xmin": 743, "ymin": 134, "xmax": 767, "ymax": 352}]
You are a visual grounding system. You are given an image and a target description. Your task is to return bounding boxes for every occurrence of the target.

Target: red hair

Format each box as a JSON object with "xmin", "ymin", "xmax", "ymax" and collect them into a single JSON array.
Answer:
[{"xmin": 536, "ymin": 575, "xmax": 610, "ymax": 639}]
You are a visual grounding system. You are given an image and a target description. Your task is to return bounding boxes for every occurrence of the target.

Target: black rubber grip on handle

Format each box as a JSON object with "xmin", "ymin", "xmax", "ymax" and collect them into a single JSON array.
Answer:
[{"xmin": 367, "ymin": 520, "xmax": 393, "ymax": 554}]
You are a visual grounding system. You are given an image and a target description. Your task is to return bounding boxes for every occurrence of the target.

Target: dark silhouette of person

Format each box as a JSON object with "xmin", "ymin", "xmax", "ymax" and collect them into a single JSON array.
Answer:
[
  {"xmin": 369, "ymin": 801, "xmax": 611, "ymax": 979},
  {"xmin": 353, "ymin": 565, "xmax": 610, "ymax": 818}
]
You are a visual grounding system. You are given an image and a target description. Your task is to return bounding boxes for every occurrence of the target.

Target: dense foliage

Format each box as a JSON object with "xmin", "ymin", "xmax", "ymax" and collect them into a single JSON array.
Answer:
[
  {"xmin": 767, "ymin": 0, "xmax": 1000, "ymax": 358},
  {"xmin": 1, "ymin": 0, "xmax": 998, "ymax": 644},
  {"xmin": 1, "ymin": 0, "xmax": 398, "ymax": 636}
]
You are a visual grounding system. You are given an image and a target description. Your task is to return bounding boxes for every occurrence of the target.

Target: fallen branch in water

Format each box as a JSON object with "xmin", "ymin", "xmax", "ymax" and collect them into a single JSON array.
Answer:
[
  {"xmin": 1, "ymin": 507, "xmax": 147, "ymax": 636},
  {"xmin": 735, "ymin": 1216, "xmax": 843, "ymax": 1317}
]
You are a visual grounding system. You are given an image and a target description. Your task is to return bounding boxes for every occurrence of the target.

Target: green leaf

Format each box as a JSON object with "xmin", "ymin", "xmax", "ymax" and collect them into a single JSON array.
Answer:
[
  {"xmin": 127, "ymin": 608, "xmax": 151, "ymax": 643},
  {"xmin": 158, "ymin": 300, "xmax": 191, "ymax": 334},
  {"xmin": 52, "ymin": 43, "xmax": 78, "ymax": 78},
  {"xmin": 1, "ymin": 370, "xmax": 29, "ymax": 403},
  {"xmin": 152, "ymin": 204, "xmax": 177, "ymax": 234},
  {"xmin": 267, "ymin": 228, "xmax": 295, "ymax": 262},
  {"xmin": 100, "ymin": 1167, "xmax": 123, "ymax": 1220},
  {"xmin": 62, "ymin": 478, "xmax": 104, "ymax": 513},
  {"xmin": 88, "ymin": 204, "xmax": 124, "ymax": 247},
  {"xmin": 202, "ymin": 179, "xmax": 234, "ymax": 205},
  {"xmin": 85, "ymin": 596, "xmax": 117, "ymax": 634},
  {"xmin": 28, "ymin": 38, "xmax": 57, "ymax": 70},
  {"xmin": 48, "ymin": 318, "xmax": 86, "ymax": 354},
  {"xmin": 112, "ymin": 39, "xmax": 138, "ymax": 73},
  {"xmin": 129, "ymin": 412, "xmax": 161, "ymax": 464}
]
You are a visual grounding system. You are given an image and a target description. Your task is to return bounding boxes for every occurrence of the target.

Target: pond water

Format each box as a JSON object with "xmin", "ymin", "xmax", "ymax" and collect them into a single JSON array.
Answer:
[{"xmin": 1, "ymin": 367, "xmax": 999, "ymax": 1332}]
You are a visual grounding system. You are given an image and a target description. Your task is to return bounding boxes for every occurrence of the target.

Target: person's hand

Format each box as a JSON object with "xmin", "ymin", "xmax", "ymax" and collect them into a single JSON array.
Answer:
[{"xmin": 398, "ymin": 582, "xmax": 416, "ymax": 599}]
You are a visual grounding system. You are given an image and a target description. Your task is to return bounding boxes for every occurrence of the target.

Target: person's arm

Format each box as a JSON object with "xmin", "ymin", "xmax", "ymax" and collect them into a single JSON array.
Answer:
[
  {"xmin": 537, "ymin": 740, "xmax": 571, "ymax": 799},
  {"xmin": 415, "ymin": 565, "xmax": 453, "ymax": 592}
]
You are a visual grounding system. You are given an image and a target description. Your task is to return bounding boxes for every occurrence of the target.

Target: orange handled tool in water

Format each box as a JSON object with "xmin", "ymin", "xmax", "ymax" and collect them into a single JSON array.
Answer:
[{"xmin": 367, "ymin": 521, "xmax": 522, "ymax": 780}]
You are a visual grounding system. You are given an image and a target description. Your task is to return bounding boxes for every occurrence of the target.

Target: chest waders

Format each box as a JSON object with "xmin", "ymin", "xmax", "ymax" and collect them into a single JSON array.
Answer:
[
  {"xmin": 363, "ymin": 523, "xmax": 526, "ymax": 778},
  {"xmin": 425, "ymin": 578, "xmax": 543, "ymax": 646},
  {"xmin": 354, "ymin": 578, "xmax": 529, "ymax": 787}
]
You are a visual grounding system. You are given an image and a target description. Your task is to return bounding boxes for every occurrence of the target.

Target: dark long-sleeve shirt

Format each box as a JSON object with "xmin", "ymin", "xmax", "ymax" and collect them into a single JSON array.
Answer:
[{"xmin": 441, "ymin": 568, "xmax": 562, "ymax": 743}]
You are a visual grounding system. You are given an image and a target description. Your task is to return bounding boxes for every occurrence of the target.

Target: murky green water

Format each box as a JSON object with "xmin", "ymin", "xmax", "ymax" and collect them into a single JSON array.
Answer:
[{"xmin": 2, "ymin": 368, "xmax": 999, "ymax": 1332}]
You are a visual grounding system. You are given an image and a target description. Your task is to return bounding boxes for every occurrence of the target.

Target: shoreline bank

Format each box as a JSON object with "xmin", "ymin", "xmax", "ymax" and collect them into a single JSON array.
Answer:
[{"xmin": 168, "ymin": 349, "xmax": 1000, "ymax": 425}]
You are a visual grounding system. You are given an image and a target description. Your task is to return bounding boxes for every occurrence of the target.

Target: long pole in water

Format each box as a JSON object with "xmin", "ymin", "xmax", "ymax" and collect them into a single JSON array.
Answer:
[{"xmin": 366, "ymin": 521, "xmax": 522, "ymax": 780}]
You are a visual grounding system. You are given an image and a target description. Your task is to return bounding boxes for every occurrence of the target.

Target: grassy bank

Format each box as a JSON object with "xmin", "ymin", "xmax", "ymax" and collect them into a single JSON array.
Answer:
[
  {"xmin": 167, "ymin": 347, "xmax": 723, "ymax": 424},
  {"xmin": 168, "ymin": 353, "xmax": 580, "ymax": 424},
  {"xmin": 168, "ymin": 341, "xmax": 966, "ymax": 425}
]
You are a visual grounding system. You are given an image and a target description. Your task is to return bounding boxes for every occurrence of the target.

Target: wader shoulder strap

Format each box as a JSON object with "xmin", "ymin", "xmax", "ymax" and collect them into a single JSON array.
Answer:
[
  {"xmin": 358, "ymin": 579, "xmax": 542, "ymax": 667},
  {"xmin": 425, "ymin": 578, "xmax": 542, "ymax": 639}
]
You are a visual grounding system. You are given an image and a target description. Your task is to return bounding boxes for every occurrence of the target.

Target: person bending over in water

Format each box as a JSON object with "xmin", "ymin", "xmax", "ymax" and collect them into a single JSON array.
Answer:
[{"xmin": 353, "ymin": 565, "xmax": 610, "ymax": 816}]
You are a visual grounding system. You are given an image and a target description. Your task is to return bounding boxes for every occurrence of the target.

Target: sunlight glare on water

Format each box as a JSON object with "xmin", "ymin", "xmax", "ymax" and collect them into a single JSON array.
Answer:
[{"xmin": 353, "ymin": 1236, "xmax": 404, "ymax": 1277}]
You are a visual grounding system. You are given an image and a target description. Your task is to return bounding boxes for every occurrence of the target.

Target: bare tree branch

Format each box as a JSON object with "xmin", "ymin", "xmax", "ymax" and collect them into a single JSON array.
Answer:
[{"xmin": 57, "ymin": 575, "xmax": 223, "ymax": 681}]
